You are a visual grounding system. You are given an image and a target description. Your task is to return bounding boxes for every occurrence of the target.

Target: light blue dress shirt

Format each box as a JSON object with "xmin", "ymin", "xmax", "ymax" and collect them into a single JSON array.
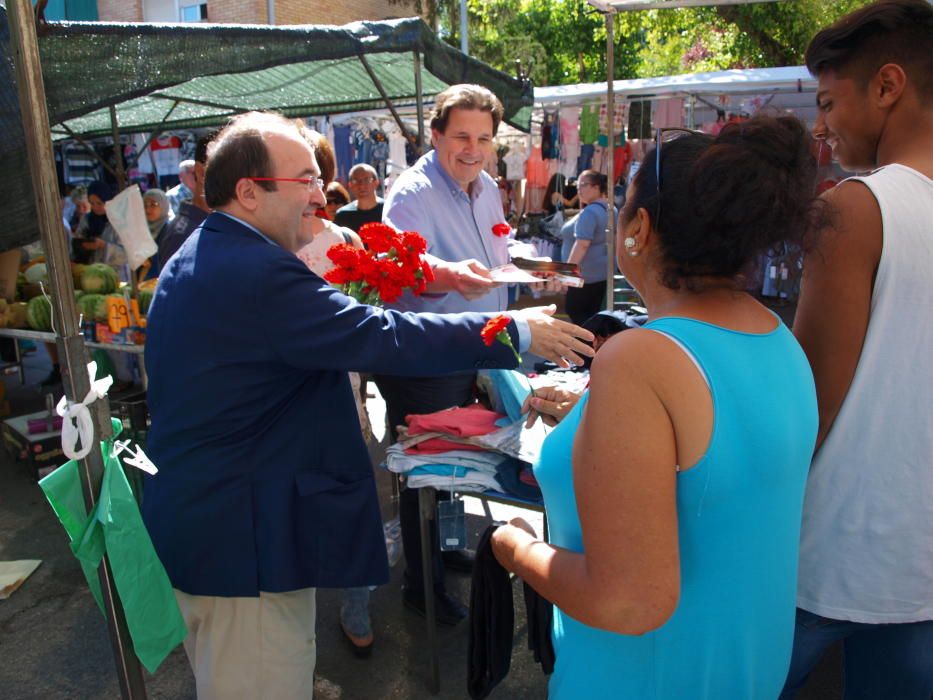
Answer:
[{"xmin": 384, "ymin": 150, "xmax": 529, "ymax": 349}]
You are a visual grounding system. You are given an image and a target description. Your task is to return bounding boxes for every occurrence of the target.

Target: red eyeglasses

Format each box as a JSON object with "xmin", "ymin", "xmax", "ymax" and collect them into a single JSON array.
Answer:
[{"xmin": 249, "ymin": 177, "xmax": 325, "ymax": 191}]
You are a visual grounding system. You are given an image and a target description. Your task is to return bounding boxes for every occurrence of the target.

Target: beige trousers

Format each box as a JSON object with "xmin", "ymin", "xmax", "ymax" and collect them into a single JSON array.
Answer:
[{"xmin": 174, "ymin": 587, "xmax": 317, "ymax": 700}]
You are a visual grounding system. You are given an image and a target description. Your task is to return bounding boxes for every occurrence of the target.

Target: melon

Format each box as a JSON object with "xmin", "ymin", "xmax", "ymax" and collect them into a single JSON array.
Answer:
[
  {"xmin": 138, "ymin": 288, "xmax": 154, "ymax": 315},
  {"xmin": 24, "ymin": 263, "xmax": 48, "ymax": 285},
  {"xmin": 26, "ymin": 295, "xmax": 53, "ymax": 331},
  {"xmin": 80, "ymin": 263, "xmax": 119, "ymax": 294},
  {"xmin": 77, "ymin": 293, "xmax": 108, "ymax": 323},
  {"xmin": 7, "ymin": 302, "xmax": 28, "ymax": 328}
]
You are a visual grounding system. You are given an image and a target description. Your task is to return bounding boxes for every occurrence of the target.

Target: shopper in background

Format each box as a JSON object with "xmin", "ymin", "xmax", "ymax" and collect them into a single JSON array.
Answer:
[
  {"xmin": 140, "ymin": 188, "xmax": 171, "ymax": 280},
  {"xmin": 158, "ymin": 132, "xmax": 215, "ymax": 269},
  {"xmin": 334, "ymin": 164, "xmax": 383, "ymax": 232},
  {"xmin": 70, "ymin": 180, "xmax": 115, "ymax": 265},
  {"xmin": 560, "ymin": 170, "xmax": 609, "ymax": 326},
  {"xmin": 166, "ymin": 159, "xmax": 195, "ymax": 216},
  {"xmin": 782, "ymin": 1, "xmax": 933, "ymax": 696},
  {"xmin": 322, "ymin": 181, "xmax": 350, "ymax": 222}
]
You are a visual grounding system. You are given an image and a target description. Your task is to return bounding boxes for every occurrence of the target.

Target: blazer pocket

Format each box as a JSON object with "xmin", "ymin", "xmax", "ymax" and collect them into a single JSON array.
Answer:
[
  {"xmin": 293, "ymin": 469, "xmax": 385, "ymax": 586},
  {"xmin": 295, "ymin": 470, "xmax": 366, "ymax": 497}
]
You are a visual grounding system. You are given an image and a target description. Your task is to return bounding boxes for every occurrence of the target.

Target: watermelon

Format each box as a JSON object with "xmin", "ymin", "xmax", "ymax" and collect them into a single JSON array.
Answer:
[
  {"xmin": 77, "ymin": 293, "xmax": 107, "ymax": 322},
  {"xmin": 26, "ymin": 295, "xmax": 53, "ymax": 331},
  {"xmin": 138, "ymin": 288, "xmax": 154, "ymax": 315},
  {"xmin": 80, "ymin": 263, "xmax": 119, "ymax": 294}
]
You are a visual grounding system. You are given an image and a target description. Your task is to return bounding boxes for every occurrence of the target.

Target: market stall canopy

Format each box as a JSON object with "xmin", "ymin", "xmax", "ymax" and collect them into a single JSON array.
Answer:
[
  {"xmin": 534, "ymin": 65, "xmax": 814, "ymax": 105},
  {"xmin": 0, "ymin": 12, "xmax": 534, "ymax": 250}
]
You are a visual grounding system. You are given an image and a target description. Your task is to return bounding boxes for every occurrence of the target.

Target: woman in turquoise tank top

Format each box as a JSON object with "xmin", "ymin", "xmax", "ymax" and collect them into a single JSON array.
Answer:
[{"xmin": 491, "ymin": 116, "xmax": 823, "ymax": 699}]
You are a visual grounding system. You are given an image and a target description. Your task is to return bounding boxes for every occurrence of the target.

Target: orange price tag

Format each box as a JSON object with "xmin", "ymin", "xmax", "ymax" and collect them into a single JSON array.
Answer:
[{"xmin": 106, "ymin": 297, "xmax": 131, "ymax": 333}]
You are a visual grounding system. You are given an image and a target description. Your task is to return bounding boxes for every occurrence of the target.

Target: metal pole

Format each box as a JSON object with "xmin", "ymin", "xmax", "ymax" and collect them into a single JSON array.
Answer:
[
  {"xmin": 109, "ymin": 105, "xmax": 127, "ymax": 193},
  {"xmin": 358, "ymin": 54, "xmax": 420, "ymax": 150},
  {"xmin": 6, "ymin": 2, "xmax": 147, "ymax": 698},
  {"xmin": 266, "ymin": 0, "xmax": 275, "ymax": 24},
  {"xmin": 460, "ymin": 0, "xmax": 468, "ymax": 55},
  {"xmin": 605, "ymin": 10, "xmax": 616, "ymax": 311},
  {"xmin": 413, "ymin": 50, "xmax": 426, "ymax": 156}
]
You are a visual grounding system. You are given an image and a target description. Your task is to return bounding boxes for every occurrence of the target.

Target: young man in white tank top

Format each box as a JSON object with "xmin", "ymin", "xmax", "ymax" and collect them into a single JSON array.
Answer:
[{"xmin": 782, "ymin": 1, "xmax": 933, "ymax": 696}]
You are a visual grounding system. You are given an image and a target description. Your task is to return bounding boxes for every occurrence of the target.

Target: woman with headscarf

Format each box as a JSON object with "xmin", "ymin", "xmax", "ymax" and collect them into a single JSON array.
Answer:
[
  {"xmin": 71, "ymin": 180, "xmax": 115, "ymax": 264},
  {"xmin": 141, "ymin": 188, "xmax": 171, "ymax": 280}
]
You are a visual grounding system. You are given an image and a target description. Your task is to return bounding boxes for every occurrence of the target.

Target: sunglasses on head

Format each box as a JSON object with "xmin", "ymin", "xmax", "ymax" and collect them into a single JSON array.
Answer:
[{"xmin": 654, "ymin": 127, "xmax": 707, "ymax": 228}]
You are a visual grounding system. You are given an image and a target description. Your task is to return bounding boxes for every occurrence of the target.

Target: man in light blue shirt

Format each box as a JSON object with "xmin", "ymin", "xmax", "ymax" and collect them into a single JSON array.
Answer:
[
  {"xmin": 166, "ymin": 159, "xmax": 195, "ymax": 216},
  {"xmin": 375, "ymin": 85, "xmax": 536, "ymax": 626}
]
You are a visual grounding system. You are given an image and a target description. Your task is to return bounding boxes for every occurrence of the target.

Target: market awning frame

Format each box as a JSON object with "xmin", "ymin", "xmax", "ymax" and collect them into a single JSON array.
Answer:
[{"xmin": 0, "ymin": 13, "xmax": 534, "ymax": 251}]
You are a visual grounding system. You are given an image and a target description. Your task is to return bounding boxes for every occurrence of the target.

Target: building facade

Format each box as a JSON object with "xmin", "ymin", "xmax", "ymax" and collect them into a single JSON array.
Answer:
[{"xmin": 87, "ymin": 0, "xmax": 422, "ymax": 25}]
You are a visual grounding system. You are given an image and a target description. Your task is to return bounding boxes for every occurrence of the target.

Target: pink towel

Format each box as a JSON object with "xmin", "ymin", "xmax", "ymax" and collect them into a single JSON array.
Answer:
[{"xmin": 404, "ymin": 404, "xmax": 505, "ymax": 454}]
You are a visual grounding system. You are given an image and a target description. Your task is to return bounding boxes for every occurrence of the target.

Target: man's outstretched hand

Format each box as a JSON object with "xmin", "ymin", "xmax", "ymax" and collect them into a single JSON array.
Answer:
[
  {"xmin": 430, "ymin": 259, "xmax": 501, "ymax": 300},
  {"xmin": 513, "ymin": 305, "xmax": 595, "ymax": 368}
]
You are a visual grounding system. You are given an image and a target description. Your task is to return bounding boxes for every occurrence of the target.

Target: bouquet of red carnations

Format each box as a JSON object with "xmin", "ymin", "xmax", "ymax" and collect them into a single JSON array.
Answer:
[{"xmin": 324, "ymin": 222, "xmax": 435, "ymax": 306}]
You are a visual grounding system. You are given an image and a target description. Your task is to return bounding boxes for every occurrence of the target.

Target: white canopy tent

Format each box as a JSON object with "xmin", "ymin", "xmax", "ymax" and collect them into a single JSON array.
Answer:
[
  {"xmin": 589, "ymin": 0, "xmax": 779, "ymax": 9},
  {"xmin": 534, "ymin": 65, "xmax": 818, "ymax": 127},
  {"xmin": 584, "ymin": 0, "xmax": 793, "ymax": 309}
]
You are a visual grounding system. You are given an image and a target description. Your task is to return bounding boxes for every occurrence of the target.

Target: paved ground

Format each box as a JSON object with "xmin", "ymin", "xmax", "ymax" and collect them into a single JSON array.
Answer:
[{"xmin": 0, "ymin": 334, "xmax": 842, "ymax": 700}]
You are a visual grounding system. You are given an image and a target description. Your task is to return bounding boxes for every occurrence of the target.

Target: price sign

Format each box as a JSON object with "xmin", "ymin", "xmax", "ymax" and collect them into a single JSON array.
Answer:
[{"xmin": 106, "ymin": 296, "xmax": 131, "ymax": 333}]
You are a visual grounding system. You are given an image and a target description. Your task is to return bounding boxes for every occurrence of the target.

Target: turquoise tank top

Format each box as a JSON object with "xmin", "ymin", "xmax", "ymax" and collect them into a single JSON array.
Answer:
[{"xmin": 534, "ymin": 316, "xmax": 817, "ymax": 699}]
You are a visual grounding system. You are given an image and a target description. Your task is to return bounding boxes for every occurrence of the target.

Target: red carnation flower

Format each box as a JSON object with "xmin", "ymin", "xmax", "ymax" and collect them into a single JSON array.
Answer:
[
  {"xmin": 491, "ymin": 222, "xmax": 511, "ymax": 238},
  {"xmin": 359, "ymin": 222, "xmax": 399, "ymax": 254},
  {"xmin": 480, "ymin": 314, "xmax": 521, "ymax": 363}
]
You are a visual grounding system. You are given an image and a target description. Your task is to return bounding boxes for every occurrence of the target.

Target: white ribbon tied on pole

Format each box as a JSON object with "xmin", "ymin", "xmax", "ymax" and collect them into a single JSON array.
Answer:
[{"xmin": 56, "ymin": 361, "xmax": 113, "ymax": 461}]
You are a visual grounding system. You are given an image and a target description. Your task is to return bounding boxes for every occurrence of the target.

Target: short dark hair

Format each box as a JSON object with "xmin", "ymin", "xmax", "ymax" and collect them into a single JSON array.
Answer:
[
  {"xmin": 578, "ymin": 170, "xmax": 608, "ymax": 195},
  {"xmin": 430, "ymin": 84, "xmax": 504, "ymax": 135},
  {"xmin": 194, "ymin": 130, "xmax": 218, "ymax": 165},
  {"xmin": 622, "ymin": 115, "xmax": 824, "ymax": 290},
  {"xmin": 204, "ymin": 112, "xmax": 297, "ymax": 208},
  {"xmin": 805, "ymin": 0, "xmax": 933, "ymax": 102},
  {"xmin": 325, "ymin": 182, "xmax": 350, "ymax": 206}
]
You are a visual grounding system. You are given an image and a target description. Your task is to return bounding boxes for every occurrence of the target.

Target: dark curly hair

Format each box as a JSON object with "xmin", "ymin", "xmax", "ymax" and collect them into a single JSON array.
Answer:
[{"xmin": 622, "ymin": 115, "xmax": 823, "ymax": 290}]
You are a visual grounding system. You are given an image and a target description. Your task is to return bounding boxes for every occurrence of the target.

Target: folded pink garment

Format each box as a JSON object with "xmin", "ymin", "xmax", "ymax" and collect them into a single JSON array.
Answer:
[
  {"xmin": 405, "ymin": 438, "xmax": 487, "ymax": 454},
  {"xmin": 405, "ymin": 403, "xmax": 505, "ymax": 438}
]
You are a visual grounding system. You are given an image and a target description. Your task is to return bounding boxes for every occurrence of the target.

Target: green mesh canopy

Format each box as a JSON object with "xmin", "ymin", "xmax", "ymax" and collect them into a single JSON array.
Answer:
[{"xmin": 0, "ymin": 12, "xmax": 533, "ymax": 250}]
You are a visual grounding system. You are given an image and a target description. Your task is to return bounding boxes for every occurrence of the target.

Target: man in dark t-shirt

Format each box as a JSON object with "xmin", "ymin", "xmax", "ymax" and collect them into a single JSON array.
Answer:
[
  {"xmin": 158, "ymin": 132, "xmax": 215, "ymax": 268},
  {"xmin": 333, "ymin": 164, "xmax": 383, "ymax": 232}
]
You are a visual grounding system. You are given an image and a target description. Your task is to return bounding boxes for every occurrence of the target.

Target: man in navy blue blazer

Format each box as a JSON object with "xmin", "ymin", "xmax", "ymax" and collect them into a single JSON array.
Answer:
[{"xmin": 142, "ymin": 111, "xmax": 593, "ymax": 698}]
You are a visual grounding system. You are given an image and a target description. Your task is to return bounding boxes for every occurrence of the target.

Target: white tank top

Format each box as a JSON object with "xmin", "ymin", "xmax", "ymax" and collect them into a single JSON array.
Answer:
[{"xmin": 797, "ymin": 164, "xmax": 933, "ymax": 623}]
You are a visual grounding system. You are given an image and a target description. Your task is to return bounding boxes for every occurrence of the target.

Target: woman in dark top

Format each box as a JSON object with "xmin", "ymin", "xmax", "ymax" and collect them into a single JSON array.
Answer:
[{"xmin": 543, "ymin": 174, "xmax": 578, "ymax": 216}]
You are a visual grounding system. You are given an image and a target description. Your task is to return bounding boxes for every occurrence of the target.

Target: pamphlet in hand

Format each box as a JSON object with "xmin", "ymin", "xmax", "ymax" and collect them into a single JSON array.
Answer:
[{"xmin": 491, "ymin": 260, "xmax": 585, "ymax": 288}]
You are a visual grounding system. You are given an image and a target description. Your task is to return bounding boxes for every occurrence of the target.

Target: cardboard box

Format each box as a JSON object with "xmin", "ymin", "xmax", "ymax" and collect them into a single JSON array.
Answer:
[
  {"xmin": 2, "ymin": 411, "xmax": 67, "ymax": 480},
  {"xmin": 0, "ymin": 249, "xmax": 22, "ymax": 302}
]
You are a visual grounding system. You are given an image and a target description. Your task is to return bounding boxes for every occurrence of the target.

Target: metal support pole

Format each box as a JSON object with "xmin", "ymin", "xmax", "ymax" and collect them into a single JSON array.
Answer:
[
  {"xmin": 6, "ymin": 2, "xmax": 146, "ymax": 698},
  {"xmin": 414, "ymin": 50, "xmax": 426, "ymax": 156},
  {"xmin": 459, "ymin": 0, "xmax": 469, "ymax": 55},
  {"xmin": 358, "ymin": 54, "xmax": 420, "ymax": 151},
  {"xmin": 418, "ymin": 487, "xmax": 440, "ymax": 694},
  {"xmin": 109, "ymin": 105, "xmax": 127, "ymax": 193},
  {"xmin": 605, "ymin": 10, "xmax": 616, "ymax": 311}
]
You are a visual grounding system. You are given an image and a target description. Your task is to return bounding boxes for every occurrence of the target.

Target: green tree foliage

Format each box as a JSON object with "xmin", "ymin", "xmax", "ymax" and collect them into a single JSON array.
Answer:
[{"xmin": 406, "ymin": 0, "xmax": 876, "ymax": 86}]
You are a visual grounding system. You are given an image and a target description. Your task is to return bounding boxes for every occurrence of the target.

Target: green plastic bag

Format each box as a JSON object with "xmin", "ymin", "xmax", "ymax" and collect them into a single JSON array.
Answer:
[{"xmin": 39, "ymin": 418, "xmax": 186, "ymax": 673}]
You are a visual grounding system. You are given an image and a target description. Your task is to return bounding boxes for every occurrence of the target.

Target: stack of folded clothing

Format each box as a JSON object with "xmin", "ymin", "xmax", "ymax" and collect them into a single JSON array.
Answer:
[{"xmin": 386, "ymin": 402, "xmax": 542, "ymax": 501}]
